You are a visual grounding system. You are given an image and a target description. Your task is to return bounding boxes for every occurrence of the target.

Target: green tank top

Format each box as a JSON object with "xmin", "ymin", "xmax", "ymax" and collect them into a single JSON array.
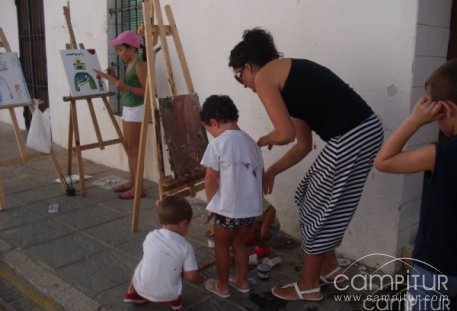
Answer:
[{"xmin": 121, "ymin": 56, "xmax": 143, "ymax": 107}]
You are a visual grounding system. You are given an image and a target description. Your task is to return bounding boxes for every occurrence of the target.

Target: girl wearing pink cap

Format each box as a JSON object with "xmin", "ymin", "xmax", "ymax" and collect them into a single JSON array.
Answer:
[{"xmin": 106, "ymin": 30, "xmax": 147, "ymax": 199}]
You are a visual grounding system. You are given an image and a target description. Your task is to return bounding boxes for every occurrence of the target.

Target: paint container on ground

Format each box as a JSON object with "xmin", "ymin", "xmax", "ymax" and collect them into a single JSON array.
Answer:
[
  {"xmin": 262, "ymin": 256, "xmax": 282, "ymax": 268},
  {"xmin": 249, "ymin": 253, "xmax": 258, "ymax": 265},
  {"xmin": 257, "ymin": 263, "xmax": 271, "ymax": 280}
]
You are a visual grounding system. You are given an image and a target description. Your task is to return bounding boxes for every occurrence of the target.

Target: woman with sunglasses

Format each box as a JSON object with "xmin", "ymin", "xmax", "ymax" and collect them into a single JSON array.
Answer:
[{"xmin": 229, "ymin": 28, "xmax": 384, "ymax": 301}]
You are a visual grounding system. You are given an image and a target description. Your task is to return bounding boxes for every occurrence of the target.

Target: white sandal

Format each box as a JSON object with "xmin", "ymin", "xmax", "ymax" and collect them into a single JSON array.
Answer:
[
  {"xmin": 271, "ymin": 282, "xmax": 323, "ymax": 301},
  {"xmin": 320, "ymin": 267, "xmax": 345, "ymax": 285}
]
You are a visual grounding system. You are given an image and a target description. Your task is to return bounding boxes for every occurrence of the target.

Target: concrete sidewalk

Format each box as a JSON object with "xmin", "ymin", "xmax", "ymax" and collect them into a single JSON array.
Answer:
[{"xmin": 0, "ymin": 121, "xmax": 366, "ymax": 311}]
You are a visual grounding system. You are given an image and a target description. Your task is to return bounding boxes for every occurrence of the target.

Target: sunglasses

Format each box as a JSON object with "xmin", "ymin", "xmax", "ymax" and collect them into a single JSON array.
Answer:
[{"xmin": 234, "ymin": 65, "xmax": 246, "ymax": 84}]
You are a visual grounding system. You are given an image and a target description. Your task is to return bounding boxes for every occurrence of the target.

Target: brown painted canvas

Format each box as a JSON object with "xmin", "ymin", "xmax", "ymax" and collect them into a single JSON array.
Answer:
[{"xmin": 158, "ymin": 94, "xmax": 208, "ymax": 180}]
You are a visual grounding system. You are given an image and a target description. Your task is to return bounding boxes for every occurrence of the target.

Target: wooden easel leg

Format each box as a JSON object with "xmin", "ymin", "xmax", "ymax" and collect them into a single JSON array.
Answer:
[
  {"xmin": 49, "ymin": 149, "xmax": 68, "ymax": 191},
  {"xmin": 67, "ymin": 105, "xmax": 74, "ymax": 176},
  {"xmin": 165, "ymin": 5, "xmax": 194, "ymax": 93},
  {"xmin": 70, "ymin": 100, "xmax": 86, "ymax": 195},
  {"xmin": 102, "ymin": 96, "xmax": 126, "ymax": 152},
  {"xmin": 0, "ymin": 179, "xmax": 5, "ymax": 211},
  {"xmin": 153, "ymin": 0, "xmax": 177, "ymax": 96},
  {"xmin": 8, "ymin": 107, "xmax": 26, "ymax": 159},
  {"xmin": 131, "ymin": 85, "xmax": 150, "ymax": 232},
  {"xmin": 87, "ymin": 98, "xmax": 105, "ymax": 150}
]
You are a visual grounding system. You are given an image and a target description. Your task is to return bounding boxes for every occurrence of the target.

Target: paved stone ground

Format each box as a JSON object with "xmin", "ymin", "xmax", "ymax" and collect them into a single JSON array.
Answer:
[{"xmin": 0, "ymin": 121, "xmax": 372, "ymax": 311}]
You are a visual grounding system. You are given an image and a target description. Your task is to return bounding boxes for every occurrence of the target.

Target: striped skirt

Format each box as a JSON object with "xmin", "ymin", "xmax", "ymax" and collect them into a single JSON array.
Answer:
[{"xmin": 295, "ymin": 114, "xmax": 384, "ymax": 254}]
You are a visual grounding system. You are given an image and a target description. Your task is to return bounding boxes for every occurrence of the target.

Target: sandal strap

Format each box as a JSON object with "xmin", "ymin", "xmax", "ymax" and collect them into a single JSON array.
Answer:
[
  {"xmin": 293, "ymin": 282, "xmax": 304, "ymax": 299},
  {"xmin": 299, "ymin": 287, "xmax": 321, "ymax": 295},
  {"xmin": 285, "ymin": 282, "xmax": 320, "ymax": 299},
  {"xmin": 322, "ymin": 266, "xmax": 341, "ymax": 280}
]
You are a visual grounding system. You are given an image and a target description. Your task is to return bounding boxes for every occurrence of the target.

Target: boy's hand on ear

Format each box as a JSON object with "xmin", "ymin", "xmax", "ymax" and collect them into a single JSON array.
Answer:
[{"xmin": 410, "ymin": 96, "xmax": 446, "ymax": 126}]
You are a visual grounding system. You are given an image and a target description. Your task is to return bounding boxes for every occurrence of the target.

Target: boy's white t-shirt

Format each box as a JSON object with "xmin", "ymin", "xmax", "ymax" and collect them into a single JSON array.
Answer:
[
  {"xmin": 132, "ymin": 228, "xmax": 198, "ymax": 301},
  {"xmin": 200, "ymin": 129, "xmax": 263, "ymax": 218}
]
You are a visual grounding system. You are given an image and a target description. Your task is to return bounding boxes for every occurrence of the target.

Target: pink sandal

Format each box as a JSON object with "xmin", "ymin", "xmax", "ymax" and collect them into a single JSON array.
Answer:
[
  {"xmin": 112, "ymin": 183, "xmax": 131, "ymax": 193},
  {"xmin": 119, "ymin": 189, "xmax": 145, "ymax": 199}
]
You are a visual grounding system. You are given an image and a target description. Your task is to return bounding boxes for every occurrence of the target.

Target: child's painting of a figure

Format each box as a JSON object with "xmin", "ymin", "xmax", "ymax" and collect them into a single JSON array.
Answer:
[
  {"xmin": 0, "ymin": 52, "xmax": 30, "ymax": 105},
  {"xmin": 60, "ymin": 49, "xmax": 106, "ymax": 97}
]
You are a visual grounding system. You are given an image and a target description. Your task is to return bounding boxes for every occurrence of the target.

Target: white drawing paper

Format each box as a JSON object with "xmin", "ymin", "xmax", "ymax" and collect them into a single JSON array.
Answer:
[
  {"xmin": 60, "ymin": 49, "xmax": 107, "ymax": 97},
  {"xmin": 0, "ymin": 52, "xmax": 31, "ymax": 105}
]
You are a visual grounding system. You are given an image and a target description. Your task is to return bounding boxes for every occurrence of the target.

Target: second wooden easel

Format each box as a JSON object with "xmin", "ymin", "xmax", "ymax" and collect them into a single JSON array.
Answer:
[
  {"xmin": 0, "ymin": 27, "xmax": 67, "ymax": 210},
  {"xmin": 130, "ymin": 0, "xmax": 207, "ymax": 231},
  {"xmin": 62, "ymin": 4, "xmax": 126, "ymax": 195}
]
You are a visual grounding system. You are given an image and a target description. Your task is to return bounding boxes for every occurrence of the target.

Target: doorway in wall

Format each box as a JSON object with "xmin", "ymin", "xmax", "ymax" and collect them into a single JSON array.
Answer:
[
  {"xmin": 15, "ymin": 0, "xmax": 48, "ymax": 130},
  {"xmin": 16, "ymin": 0, "xmax": 49, "ymax": 129}
]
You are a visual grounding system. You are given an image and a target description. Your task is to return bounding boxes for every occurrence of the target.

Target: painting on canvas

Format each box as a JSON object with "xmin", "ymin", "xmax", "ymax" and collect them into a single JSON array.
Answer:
[
  {"xmin": 0, "ymin": 52, "xmax": 31, "ymax": 105},
  {"xmin": 158, "ymin": 94, "xmax": 208, "ymax": 180},
  {"xmin": 60, "ymin": 49, "xmax": 107, "ymax": 97}
]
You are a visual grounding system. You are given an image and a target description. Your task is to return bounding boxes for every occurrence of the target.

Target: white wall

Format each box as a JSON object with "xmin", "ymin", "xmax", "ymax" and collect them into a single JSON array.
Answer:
[
  {"xmin": 4, "ymin": 0, "xmax": 452, "ymax": 270},
  {"xmin": 158, "ymin": 0, "xmax": 420, "ymax": 269}
]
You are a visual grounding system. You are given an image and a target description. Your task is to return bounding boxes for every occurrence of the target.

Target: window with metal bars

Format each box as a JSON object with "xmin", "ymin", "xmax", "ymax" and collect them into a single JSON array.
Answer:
[{"xmin": 107, "ymin": 0, "xmax": 144, "ymax": 114}]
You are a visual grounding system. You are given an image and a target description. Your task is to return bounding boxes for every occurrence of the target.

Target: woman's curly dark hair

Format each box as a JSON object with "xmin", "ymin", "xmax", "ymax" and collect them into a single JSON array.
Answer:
[
  {"xmin": 229, "ymin": 27, "xmax": 281, "ymax": 69},
  {"xmin": 200, "ymin": 95, "xmax": 239, "ymax": 125}
]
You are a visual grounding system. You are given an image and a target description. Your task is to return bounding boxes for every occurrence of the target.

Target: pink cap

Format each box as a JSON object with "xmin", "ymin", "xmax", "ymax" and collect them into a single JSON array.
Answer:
[{"xmin": 108, "ymin": 30, "xmax": 141, "ymax": 48}]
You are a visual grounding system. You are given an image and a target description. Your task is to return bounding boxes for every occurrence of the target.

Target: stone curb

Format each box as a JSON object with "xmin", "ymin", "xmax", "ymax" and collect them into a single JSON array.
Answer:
[{"xmin": 0, "ymin": 238, "xmax": 109, "ymax": 311}]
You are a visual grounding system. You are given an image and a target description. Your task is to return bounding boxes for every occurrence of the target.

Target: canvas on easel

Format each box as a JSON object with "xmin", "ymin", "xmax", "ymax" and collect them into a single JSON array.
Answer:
[
  {"xmin": 158, "ymin": 94, "xmax": 206, "ymax": 183},
  {"xmin": 61, "ymin": 3, "xmax": 126, "ymax": 196},
  {"xmin": 60, "ymin": 49, "xmax": 107, "ymax": 97},
  {"xmin": 0, "ymin": 52, "xmax": 31, "ymax": 105},
  {"xmin": 0, "ymin": 27, "xmax": 67, "ymax": 211},
  {"xmin": 130, "ymin": 0, "xmax": 208, "ymax": 231}
]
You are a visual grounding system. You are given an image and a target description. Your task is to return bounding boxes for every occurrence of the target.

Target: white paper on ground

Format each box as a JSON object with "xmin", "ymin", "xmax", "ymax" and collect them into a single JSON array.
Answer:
[
  {"xmin": 54, "ymin": 174, "xmax": 92, "ymax": 184},
  {"xmin": 92, "ymin": 175, "xmax": 127, "ymax": 190}
]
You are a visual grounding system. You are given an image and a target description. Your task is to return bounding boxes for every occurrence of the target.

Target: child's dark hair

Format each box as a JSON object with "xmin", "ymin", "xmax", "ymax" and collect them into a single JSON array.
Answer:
[
  {"xmin": 200, "ymin": 95, "xmax": 239, "ymax": 125},
  {"xmin": 426, "ymin": 59, "xmax": 457, "ymax": 103},
  {"xmin": 229, "ymin": 27, "xmax": 281, "ymax": 69},
  {"xmin": 121, "ymin": 43, "xmax": 147, "ymax": 61},
  {"xmin": 156, "ymin": 196, "xmax": 193, "ymax": 225}
]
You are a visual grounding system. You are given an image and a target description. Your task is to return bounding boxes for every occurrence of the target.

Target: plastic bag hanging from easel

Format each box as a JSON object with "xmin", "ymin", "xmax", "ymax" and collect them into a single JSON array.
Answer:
[{"xmin": 26, "ymin": 99, "xmax": 51, "ymax": 154}]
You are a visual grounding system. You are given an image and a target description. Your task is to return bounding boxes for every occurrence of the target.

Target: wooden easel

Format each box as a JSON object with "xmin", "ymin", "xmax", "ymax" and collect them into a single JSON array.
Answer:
[
  {"xmin": 130, "ymin": 0, "xmax": 206, "ymax": 231},
  {"xmin": 62, "ymin": 4, "xmax": 126, "ymax": 196},
  {"xmin": 0, "ymin": 27, "xmax": 67, "ymax": 211}
]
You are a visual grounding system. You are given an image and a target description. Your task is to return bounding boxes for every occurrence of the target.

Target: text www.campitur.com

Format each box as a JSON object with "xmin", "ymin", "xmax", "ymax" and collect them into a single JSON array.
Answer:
[{"xmin": 334, "ymin": 294, "xmax": 363, "ymax": 302}]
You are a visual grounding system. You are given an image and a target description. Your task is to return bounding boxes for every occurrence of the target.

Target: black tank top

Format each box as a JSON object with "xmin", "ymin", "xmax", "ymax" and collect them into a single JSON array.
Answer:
[
  {"xmin": 413, "ymin": 138, "xmax": 457, "ymax": 276},
  {"xmin": 280, "ymin": 59, "xmax": 373, "ymax": 141}
]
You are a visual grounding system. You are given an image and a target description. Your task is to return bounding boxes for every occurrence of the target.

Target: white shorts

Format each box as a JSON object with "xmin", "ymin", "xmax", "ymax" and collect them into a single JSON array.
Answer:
[{"xmin": 122, "ymin": 105, "xmax": 144, "ymax": 123}]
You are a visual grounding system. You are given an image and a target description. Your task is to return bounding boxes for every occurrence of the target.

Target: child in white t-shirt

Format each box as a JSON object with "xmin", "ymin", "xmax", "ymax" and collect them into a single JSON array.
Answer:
[
  {"xmin": 124, "ymin": 196, "xmax": 203, "ymax": 310},
  {"xmin": 200, "ymin": 95, "xmax": 263, "ymax": 298}
]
